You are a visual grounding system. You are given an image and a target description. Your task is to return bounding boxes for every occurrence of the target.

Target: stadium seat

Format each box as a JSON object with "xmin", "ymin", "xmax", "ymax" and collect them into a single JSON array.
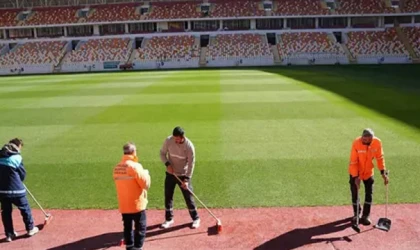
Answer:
[
  {"xmin": 206, "ymin": 34, "xmax": 272, "ymax": 60},
  {"xmin": 402, "ymin": 0, "xmax": 420, "ymax": 12},
  {"xmin": 88, "ymin": 4, "xmax": 140, "ymax": 22},
  {"xmin": 277, "ymin": 32, "xmax": 346, "ymax": 59},
  {"xmin": 335, "ymin": 0, "xmax": 395, "ymax": 14},
  {"xmin": 64, "ymin": 38, "xmax": 131, "ymax": 63},
  {"xmin": 0, "ymin": 41, "xmax": 66, "ymax": 66},
  {"xmin": 0, "ymin": 9, "xmax": 21, "ymax": 27},
  {"xmin": 346, "ymin": 28, "xmax": 409, "ymax": 58},
  {"xmin": 401, "ymin": 27, "xmax": 420, "ymax": 57},
  {"xmin": 134, "ymin": 35, "xmax": 200, "ymax": 61},
  {"xmin": 272, "ymin": 0, "xmax": 329, "ymax": 16},
  {"xmin": 25, "ymin": 7, "xmax": 80, "ymax": 25},
  {"xmin": 145, "ymin": 2, "xmax": 201, "ymax": 20},
  {"xmin": 209, "ymin": 0, "xmax": 264, "ymax": 17}
]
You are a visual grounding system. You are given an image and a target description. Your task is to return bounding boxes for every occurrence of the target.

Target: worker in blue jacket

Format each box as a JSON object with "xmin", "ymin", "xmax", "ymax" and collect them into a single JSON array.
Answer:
[{"xmin": 0, "ymin": 138, "xmax": 39, "ymax": 242}]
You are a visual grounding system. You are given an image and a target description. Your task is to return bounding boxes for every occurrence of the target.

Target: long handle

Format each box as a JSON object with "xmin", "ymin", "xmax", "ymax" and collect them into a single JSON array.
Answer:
[
  {"xmin": 173, "ymin": 175, "xmax": 219, "ymax": 221},
  {"xmin": 356, "ymin": 183, "xmax": 360, "ymax": 224},
  {"xmin": 385, "ymin": 182, "xmax": 389, "ymax": 218},
  {"xmin": 23, "ymin": 184, "xmax": 48, "ymax": 217},
  {"xmin": 385, "ymin": 170, "xmax": 390, "ymax": 218}
]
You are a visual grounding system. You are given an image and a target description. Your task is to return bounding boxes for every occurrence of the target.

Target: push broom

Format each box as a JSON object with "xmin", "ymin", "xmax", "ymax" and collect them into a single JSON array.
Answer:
[
  {"xmin": 174, "ymin": 175, "xmax": 222, "ymax": 234},
  {"xmin": 351, "ymin": 178, "xmax": 361, "ymax": 233},
  {"xmin": 23, "ymin": 184, "xmax": 53, "ymax": 226}
]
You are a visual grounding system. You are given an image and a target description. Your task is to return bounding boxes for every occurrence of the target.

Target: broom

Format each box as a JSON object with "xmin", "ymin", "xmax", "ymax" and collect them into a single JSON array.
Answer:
[
  {"xmin": 23, "ymin": 184, "xmax": 53, "ymax": 226},
  {"xmin": 174, "ymin": 175, "xmax": 222, "ymax": 234}
]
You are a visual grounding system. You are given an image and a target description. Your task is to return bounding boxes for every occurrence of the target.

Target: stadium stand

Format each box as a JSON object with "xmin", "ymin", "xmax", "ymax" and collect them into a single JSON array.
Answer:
[
  {"xmin": 401, "ymin": 27, "xmax": 420, "ymax": 57},
  {"xmin": 346, "ymin": 28, "xmax": 410, "ymax": 63},
  {"xmin": 0, "ymin": 9, "xmax": 21, "ymax": 27},
  {"xmin": 272, "ymin": 0, "xmax": 329, "ymax": 16},
  {"xmin": 1, "ymin": 0, "xmax": 420, "ymax": 74},
  {"xmin": 277, "ymin": 32, "xmax": 348, "ymax": 64},
  {"xmin": 0, "ymin": 41, "xmax": 65, "ymax": 65},
  {"xmin": 402, "ymin": 0, "xmax": 420, "ymax": 12},
  {"xmin": 209, "ymin": 0, "xmax": 264, "ymax": 17},
  {"xmin": 145, "ymin": 1, "xmax": 201, "ymax": 19},
  {"xmin": 24, "ymin": 7, "xmax": 80, "ymax": 25},
  {"xmin": 87, "ymin": 4, "xmax": 140, "ymax": 22},
  {"xmin": 61, "ymin": 38, "xmax": 131, "ymax": 72},
  {"xmin": 133, "ymin": 35, "xmax": 200, "ymax": 69},
  {"xmin": 0, "ymin": 41, "xmax": 66, "ymax": 74},
  {"xmin": 206, "ymin": 34, "xmax": 273, "ymax": 66},
  {"xmin": 334, "ymin": 0, "xmax": 395, "ymax": 14}
]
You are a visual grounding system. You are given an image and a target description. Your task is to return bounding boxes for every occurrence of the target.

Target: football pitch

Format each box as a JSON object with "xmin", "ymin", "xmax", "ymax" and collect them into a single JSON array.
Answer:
[{"xmin": 0, "ymin": 65, "xmax": 419, "ymax": 210}]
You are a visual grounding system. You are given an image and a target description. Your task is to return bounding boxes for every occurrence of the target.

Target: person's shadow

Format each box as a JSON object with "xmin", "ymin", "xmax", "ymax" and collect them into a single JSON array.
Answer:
[
  {"xmin": 254, "ymin": 217, "xmax": 355, "ymax": 250},
  {"xmin": 44, "ymin": 223, "xmax": 198, "ymax": 249},
  {"xmin": 0, "ymin": 223, "xmax": 45, "ymax": 244}
]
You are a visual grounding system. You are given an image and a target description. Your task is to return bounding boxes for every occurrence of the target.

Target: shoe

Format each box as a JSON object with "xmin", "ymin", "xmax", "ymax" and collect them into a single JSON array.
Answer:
[
  {"xmin": 5, "ymin": 231, "xmax": 18, "ymax": 242},
  {"xmin": 360, "ymin": 216, "xmax": 372, "ymax": 226},
  {"xmin": 27, "ymin": 226, "xmax": 39, "ymax": 237},
  {"xmin": 161, "ymin": 219, "xmax": 174, "ymax": 229},
  {"xmin": 192, "ymin": 218, "xmax": 200, "ymax": 229}
]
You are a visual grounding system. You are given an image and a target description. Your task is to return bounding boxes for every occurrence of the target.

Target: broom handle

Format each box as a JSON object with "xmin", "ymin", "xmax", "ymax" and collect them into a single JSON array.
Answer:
[
  {"xmin": 385, "ymin": 170, "xmax": 390, "ymax": 218},
  {"xmin": 23, "ymin": 183, "xmax": 48, "ymax": 217},
  {"xmin": 173, "ymin": 175, "xmax": 219, "ymax": 221},
  {"xmin": 385, "ymin": 183, "xmax": 388, "ymax": 218}
]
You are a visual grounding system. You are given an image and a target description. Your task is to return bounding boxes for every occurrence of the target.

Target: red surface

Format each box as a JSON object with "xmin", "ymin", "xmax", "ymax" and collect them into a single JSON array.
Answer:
[{"xmin": 0, "ymin": 204, "xmax": 419, "ymax": 250}]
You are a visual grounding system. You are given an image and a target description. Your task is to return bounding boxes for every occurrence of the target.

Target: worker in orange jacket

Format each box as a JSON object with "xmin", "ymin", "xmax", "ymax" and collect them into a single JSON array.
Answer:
[
  {"xmin": 348, "ymin": 128, "xmax": 389, "ymax": 226},
  {"xmin": 113, "ymin": 142, "xmax": 151, "ymax": 250}
]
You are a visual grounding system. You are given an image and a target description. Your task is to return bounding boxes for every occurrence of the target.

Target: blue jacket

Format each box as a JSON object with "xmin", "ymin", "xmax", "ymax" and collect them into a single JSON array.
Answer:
[{"xmin": 0, "ymin": 144, "xmax": 26, "ymax": 198}]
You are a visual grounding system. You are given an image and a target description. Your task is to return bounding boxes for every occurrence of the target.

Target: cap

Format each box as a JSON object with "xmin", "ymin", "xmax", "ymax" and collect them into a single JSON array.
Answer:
[{"xmin": 362, "ymin": 128, "xmax": 374, "ymax": 137}]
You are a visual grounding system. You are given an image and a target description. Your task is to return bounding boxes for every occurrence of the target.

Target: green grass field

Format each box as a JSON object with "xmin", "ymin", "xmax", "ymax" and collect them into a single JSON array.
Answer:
[{"xmin": 0, "ymin": 65, "xmax": 419, "ymax": 210}]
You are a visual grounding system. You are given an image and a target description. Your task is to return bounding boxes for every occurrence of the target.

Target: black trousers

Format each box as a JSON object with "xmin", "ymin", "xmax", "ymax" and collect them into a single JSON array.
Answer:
[
  {"xmin": 164, "ymin": 172, "xmax": 199, "ymax": 221},
  {"xmin": 1, "ymin": 196, "xmax": 35, "ymax": 236},
  {"xmin": 349, "ymin": 175, "xmax": 374, "ymax": 217},
  {"xmin": 122, "ymin": 210, "xmax": 146, "ymax": 250}
]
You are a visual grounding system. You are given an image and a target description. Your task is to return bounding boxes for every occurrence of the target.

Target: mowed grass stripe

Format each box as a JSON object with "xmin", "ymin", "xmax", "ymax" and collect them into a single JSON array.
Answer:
[
  {"xmin": 0, "ymin": 83, "xmax": 303, "ymax": 99},
  {"xmin": 24, "ymin": 154, "xmax": 420, "ymax": 209},
  {"xmin": 23, "ymin": 121, "xmax": 224, "ymax": 165},
  {"xmin": 0, "ymin": 90, "xmax": 326, "ymax": 109},
  {"xmin": 0, "ymin": 125, "xmax": 75, "ymax": 151},
  {"xmin": 222, "ymin": 155, "xmax": 420, "ymax": 208},
  {"xmin": 0, "ymin": 72, "xmax": 172, "ymax": 125},
  {"xmin": 219, "ymin": 118, "xmax": 420, "ymax": 160}
]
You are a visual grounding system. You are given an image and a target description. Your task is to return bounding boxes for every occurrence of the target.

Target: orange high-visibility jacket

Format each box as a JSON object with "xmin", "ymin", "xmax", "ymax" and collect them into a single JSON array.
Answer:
[
  {"xmin": 113, "ymin": 155, "xmax": 151, "ymax": 214},
  {"xmin": 348, "ymin": 136, "xmax": 386, "ymax": 180}
]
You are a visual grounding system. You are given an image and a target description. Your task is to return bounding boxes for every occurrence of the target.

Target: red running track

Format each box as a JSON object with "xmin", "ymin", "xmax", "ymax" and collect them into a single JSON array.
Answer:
[{"xmin": 0, "ymin": 204, "xmax": 419, "ymax": 250}]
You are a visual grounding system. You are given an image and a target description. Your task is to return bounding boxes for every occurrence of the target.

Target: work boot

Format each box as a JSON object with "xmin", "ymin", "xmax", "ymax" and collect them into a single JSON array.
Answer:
[{"xmin": 360, "ymin": 216, "xmax": 371, "ymax": 226}]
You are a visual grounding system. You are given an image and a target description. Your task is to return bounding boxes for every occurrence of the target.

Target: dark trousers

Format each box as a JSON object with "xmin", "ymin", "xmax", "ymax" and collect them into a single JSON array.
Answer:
[
  {"xmin": 349, "ymin": 175, "xmax": 374, "ymax": 217},
  {"xmin": 164, "ymin": 172, "xmax": 199, "ymax": 221},
  {"xmin": 0, "ymin": 196, "xmax": 34, "ymax": 236},
  {"xmin": 122, "ymin": 210, "xmax": 146, "ymax": 250}
]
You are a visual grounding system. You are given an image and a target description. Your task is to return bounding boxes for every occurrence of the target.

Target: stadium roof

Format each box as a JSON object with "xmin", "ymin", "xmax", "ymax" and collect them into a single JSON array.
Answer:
[{"xmin": 0, "ymin": 0, "xmax": 203, "ymax": 9}]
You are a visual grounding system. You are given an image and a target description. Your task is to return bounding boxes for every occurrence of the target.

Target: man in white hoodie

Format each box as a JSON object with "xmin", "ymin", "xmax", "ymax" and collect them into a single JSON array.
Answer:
[{"xmin": 159, "ymin": 126, "xmax": 200, "ymax": 229}]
